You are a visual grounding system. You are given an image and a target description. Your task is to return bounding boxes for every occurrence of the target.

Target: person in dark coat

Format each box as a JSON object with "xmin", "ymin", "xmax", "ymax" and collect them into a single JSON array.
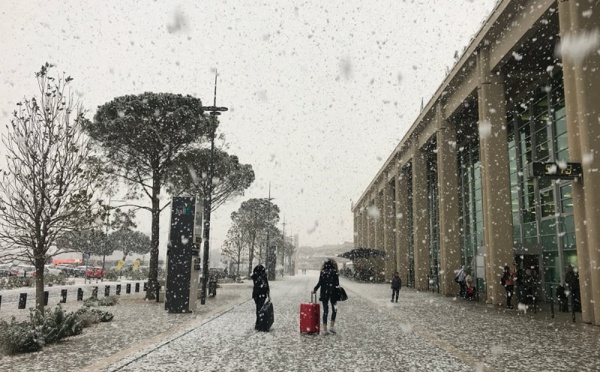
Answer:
[
  {"xmin": 251, "ymin": 264, "xmax": 270, "ymax": 330},
  {"xmin": 565, "ymin": 265, "xmax": 581, "ymax": 312},
  {"xmin": 312, "ymin": 258, "xmax": 340, "ymax": 334},
  {"xmin": 391, "ymin": 271, "xmax": 401, "ymax": 303}
]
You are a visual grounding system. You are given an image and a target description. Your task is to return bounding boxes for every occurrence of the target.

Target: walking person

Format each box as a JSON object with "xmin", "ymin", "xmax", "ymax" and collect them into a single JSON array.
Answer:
[
  {"xmin": 391, "ymin": 271, "xmax": 401, "ymax": 303},
  {"xmin": 251, "ymin": 264, "xmax": 270, "ymax": 330},
  {"xmin": 312, "ymin": 258, "xmax": 339, "ymax": 334},
  {"xmin": 455, "ymin": 266, "xmax": 466, "ymax": 298},
  {"xmin": 501, "ymin": 265, "xmax": 515, "ymax": 309}
]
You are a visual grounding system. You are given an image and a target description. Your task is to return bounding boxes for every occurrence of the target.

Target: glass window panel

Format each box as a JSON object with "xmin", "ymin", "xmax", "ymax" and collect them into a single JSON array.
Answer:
[
  {"xmin": 540, "ymin": 219, "xmax": 556, "ymax": 235},
  {"xmin": 556, "ymin": 134, "xmax": 568, "ymax": 152},
  {"xmin": 540, "ymin": 190, "xmax": 555, "ymax": 217},
  {"xmin": 543, "ymin": 251, "xmax": 559, "ymax": 283},
  {"xmin": 534, "ymin": 96, "xmax": 549, "ymax": 117},
  {"xmin": 523, "ymin": 221, "xmax": 538, "ymax": 237},
  {"xmin": 539, "ymin": 177, "xmax": 552, "ymax": 189},
  {"xmin": 561, "ymin": 185, "xmax": 574, "ymax": 214},
  {"xmin": 557, "ymin": 148, "xmax": 570, "ymax": 162},
  {"xmin": 523, "ymin": 236, "xmax": 538, "ymax": 246},
  {"xmin": 541, "ymin": 235, "xmax": 558, "ymax": 251},
  {"xmin": 561, "ymin": 215, "xmax": 575, "ymax": 233},
  {"xmin": 555, "ymin": 110, "xmax": 567, "ymax": 135}
]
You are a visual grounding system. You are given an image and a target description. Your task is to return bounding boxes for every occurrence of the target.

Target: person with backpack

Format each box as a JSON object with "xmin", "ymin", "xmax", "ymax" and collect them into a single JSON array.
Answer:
[
  {"xmin": 251, "ymin": 264, "xmax": 270, "ymax": 330},
  {"xmin": 501, "ymin": 265, "xmax": 515, "ymax": 309},
  {"xmin": 391, "ymin": 271, "xmax": 402, "ymax": 303},
  {"xmin": 312, "ymin": 258, "xmax": 340, "ymax": 334}
]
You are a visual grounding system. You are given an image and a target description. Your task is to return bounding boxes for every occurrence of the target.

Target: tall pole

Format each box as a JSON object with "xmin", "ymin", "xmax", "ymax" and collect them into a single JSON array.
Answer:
[
  {"xmin": 200, "ymin": 71, "xmax": 228, "ymax": 305},
  {"xmin": 266, "ymin": 183, "xmax": 275, "ymax": 280},
  {"xmin": 282, "ymin": 216, "xmax": 286, "ymax": 277}
]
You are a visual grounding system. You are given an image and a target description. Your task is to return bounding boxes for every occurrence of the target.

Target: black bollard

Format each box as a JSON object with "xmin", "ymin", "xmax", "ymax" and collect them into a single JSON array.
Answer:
[
  {"xmin": 92, "ymin": 286, "xmax": 98, "ymax": 299},
  {"xmin": 116, "ymin": 284, "xmax": 121, "ymax": 295},
  {"xmin": 0, "ymin": 294, "xmax": 2, "ymax": 309},
  {"xmin": 105, "ymin": 285, "xmax": 110, "ymax": 297},
  {"xmin": 135, "ymin": 283, "xmax": 140, "ymax": 293},
  {"xmin": 77, "ymin": 288, "xmax": 84, "ymax": 301},
  {"xmin": 155, "ymin": 284, "xmax": 160, "ymax": 303},
  {"xmin": 18, "ymin": 293, "xmax": 27, "ymax": 309},
  {"xmin": 126, "ymin": 283, "xmax": 131, "ymax": 294},
  {"xmin": 60, "ymin": 289, "xmax": 67, "ymax": 304},
  {"xmin": 44, "ymin": 291, "xmax": 49, "ymax": 306},
  {"xmin": 550, "ymin": 286, "xmax": 554, "ymax": 319}
]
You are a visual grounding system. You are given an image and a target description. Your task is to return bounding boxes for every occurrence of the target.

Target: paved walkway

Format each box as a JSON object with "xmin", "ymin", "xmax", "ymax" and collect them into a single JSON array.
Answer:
[
  {"xmin": 2, "ymin": 272, "xmax": 599, "ymax": 371},
  {"xmin": 99, "ymin": 273, "xmax": 600, "ymax": 372}
]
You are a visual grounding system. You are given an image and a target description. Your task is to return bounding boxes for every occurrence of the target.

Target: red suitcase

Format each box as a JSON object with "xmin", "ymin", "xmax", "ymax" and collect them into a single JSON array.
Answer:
[{"xmin": 300, "ymin": 293, "xmax": 320, "ymax": 334}]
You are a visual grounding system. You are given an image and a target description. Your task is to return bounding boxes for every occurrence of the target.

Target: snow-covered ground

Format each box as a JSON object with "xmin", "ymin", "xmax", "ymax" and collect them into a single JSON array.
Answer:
[{"xmin": 2, "ymin": 271, "xmax": 600, "ymax": 371}]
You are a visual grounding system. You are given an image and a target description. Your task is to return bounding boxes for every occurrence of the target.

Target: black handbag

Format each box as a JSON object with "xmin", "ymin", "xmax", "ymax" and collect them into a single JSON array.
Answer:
[{"xmin": 336, "ymin": 287, "xmax": 348, "ymax": 301}]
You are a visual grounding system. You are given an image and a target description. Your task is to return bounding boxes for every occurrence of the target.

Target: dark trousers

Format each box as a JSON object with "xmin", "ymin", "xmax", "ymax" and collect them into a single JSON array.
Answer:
[
  {"xmin": 322, "ymin": 297, "xmax": 337, "ymax": 325},
  {"xmin": 392, "ymin": 289, "xmax": 399, "ymax": 302},
  {"xmin": 458, "ymin": 281, "xmax": 466, "ymax": 297},
  {"xmin": 505, "ymin": 285, "xmax": 514, "ymax": 308},
  {"xmin": 254, "ymin": 295, "xmax": 266, "ymax": 328}
]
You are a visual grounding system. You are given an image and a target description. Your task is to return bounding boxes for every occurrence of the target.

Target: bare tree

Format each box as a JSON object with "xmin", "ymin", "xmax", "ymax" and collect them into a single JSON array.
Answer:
[
  {"xmin": 222, "ymin": 213, "xmax": 246, "ymax": 278},
  {"xmin": 0, "ymin": 63, "xmax": 101, "ymax": 313}
]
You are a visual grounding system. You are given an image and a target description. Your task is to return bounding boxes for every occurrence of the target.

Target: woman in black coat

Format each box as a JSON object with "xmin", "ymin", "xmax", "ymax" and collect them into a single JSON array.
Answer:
[
  {"xmin": 312, "ymin": 259, "xmax": 339, "ymax": 334},
  {"xmin": 251, "ymin": 264, "xmax": 270, "ymax": 329}
]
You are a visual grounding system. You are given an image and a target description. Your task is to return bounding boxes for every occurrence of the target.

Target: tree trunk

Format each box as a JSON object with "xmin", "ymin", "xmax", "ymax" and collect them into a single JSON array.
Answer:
[
  {"xmin": 248, "ymin": 234, "xmax": 256, "ymax": 277},
  {"xmin": 147, "ymin": 168, "xmax": 161, "ymax": 300},
  {"xmin": 35, "ymin": 253, "xmax": 45, "ymax": 314},
  {"xmin": 236, "ymin": 249, "xmax": 241, "ymax": 278}
]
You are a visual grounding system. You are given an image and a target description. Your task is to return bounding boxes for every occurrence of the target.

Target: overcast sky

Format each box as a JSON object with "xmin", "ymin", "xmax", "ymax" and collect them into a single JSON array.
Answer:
[{"xmin": 0, "ymin": 0, "xmax": 498, "ymax": 256}]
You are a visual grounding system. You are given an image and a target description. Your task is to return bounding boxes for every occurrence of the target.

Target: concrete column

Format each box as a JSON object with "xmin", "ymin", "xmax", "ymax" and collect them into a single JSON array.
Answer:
[
  {"xmin": 396, "ymin": 168, "xmax": 411, "ymax": 282},
  {"xmin": 559, "ymin": 0, "xmax": 600, "ymax": 325},
  {"xmin": 354, "ymin": 211, "xmax": 360, "ymax": 247},
  {"xmin": 436, "ymin": 104, "xmax": 462, "ymax": 296},
  {"xmin": 362, "ymin": 206, "xmax": 368, "ymax": 248},
  {"xmin": 477, "ymin": 46, "xmax": 513, "ymax": 306},
  {"xmin": 412, "ymin": 144, "xmax": 430, "ymax": 291},
  {"xmin": 375, "ymin": 186, "xmax": 385, "ymax": 252},
  {"xmin": 369, "ymin": 195, "xmax": 376, "ymax": 249},
  {"xmin": 383, "ymin": 175, "xmax": 395, "ymax": 281}
]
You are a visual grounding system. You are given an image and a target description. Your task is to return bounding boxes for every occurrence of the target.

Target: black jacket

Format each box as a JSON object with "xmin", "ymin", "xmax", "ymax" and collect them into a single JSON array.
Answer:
[
  {"xmin": 391, "ymin": 276, "xmax": 401, "ymax": 290},
  {"xmin": 251, "ymin": 265, "xmax": 270, "ymax": 299},
  {"xmin": 314, "ymin": 267, "xmax": 339, "ymax": 301}
]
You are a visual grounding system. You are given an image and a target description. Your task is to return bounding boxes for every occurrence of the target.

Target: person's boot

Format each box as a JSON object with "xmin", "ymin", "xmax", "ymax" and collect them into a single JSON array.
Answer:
[
  {"xmin": 329, "ymin": 321, "xmax": 336, "ymax": 334},
  {"xmin": 322, "ymin": 324, "xmax": 327, "ymax": 334}
]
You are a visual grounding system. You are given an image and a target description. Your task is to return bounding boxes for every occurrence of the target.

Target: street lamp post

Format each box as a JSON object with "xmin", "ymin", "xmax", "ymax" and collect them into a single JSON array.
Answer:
[{"xmin": 200, "ymin": 72, "xmax": 228, "ymax": 305}]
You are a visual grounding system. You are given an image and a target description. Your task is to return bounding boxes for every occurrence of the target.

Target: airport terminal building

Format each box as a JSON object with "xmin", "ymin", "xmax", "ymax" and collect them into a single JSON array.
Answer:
[{"xmin": 352, "ymin": 0, "xmax": 600, "ymax": 325}]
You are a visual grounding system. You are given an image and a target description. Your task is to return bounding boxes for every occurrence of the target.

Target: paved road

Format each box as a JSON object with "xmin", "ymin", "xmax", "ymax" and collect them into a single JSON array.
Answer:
[
  {"xmin": 103, "ymin": 272, "xmax": 600, "ymax": 372},
  {"xmin": 106, "ymin": 274, "xmax": 472, "ymax": 372}
]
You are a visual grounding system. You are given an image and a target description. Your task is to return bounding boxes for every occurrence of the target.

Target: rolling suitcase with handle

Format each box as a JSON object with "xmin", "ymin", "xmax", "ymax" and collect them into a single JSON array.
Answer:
[{"xmin": 300, "ymin": 292, "xmax": 320, "ymax": 334}]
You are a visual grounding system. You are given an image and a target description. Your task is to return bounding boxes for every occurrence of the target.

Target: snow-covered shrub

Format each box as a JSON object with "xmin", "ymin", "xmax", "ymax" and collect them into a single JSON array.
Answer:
[
  {"xmin": 104, "ymin": 269, "xmax": 119, "ymax": 281},
  {"xmin": 0, "ymin": 306, "xmax": 82, "ymax": 355},
  {"xmin": 0, "ymin": 317, "xmax": 43, "ymax": 354},
  {"xmin": 0, "ymin": 276, "xmax": 34, "ymax": 290},
  {"xmin": 83, "ymin": 295, "xmax": 118, "ymax": 307},
  {"xmin": 75, "ymin": 307, "xmax": 114, "ymax": 324},
  {"xmin": 44, "ymin": 273, "xmax": 68, "ymax": 287}
]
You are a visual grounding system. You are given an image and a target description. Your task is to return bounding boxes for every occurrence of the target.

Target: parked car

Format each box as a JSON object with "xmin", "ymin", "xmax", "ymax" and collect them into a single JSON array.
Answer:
[
  {"xmin": 0, "ymin": 263, "xmax": 14, "ymax": 277},
  {"xmin": 44, "ymin": 265, "xmax": 63, "ymax": 275},
  {"xmin": 73, "ymin": 266, "xmax": 87, "ymax": 278},
  {"xmin": 57, "ymin": 264, "xmax": 75, "ymax": 276},
  {"xmin": 11, "ymin": 264, "xmax": 36, "ymax": 277},
  {"xmin": 86, "ymin": 267, "xmax": 104, "ymax": 279}
]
